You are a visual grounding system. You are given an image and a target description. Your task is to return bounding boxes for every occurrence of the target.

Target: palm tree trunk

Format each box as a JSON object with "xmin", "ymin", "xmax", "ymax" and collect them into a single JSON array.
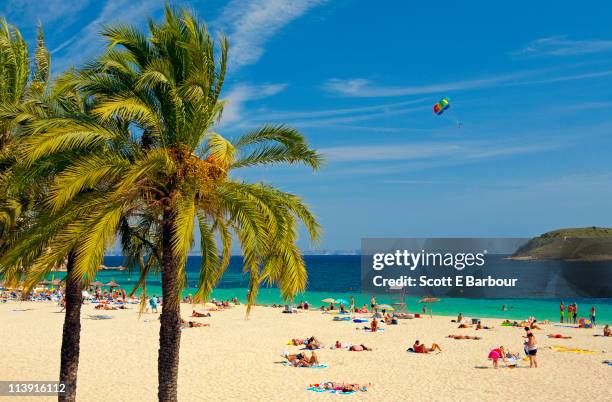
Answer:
[
  {"xmin": 158, "ymin": 210, "xmax": 182, "ymax": 402},
  {"xmin": 59, "ymin": 252, "xmax": 83, "ymax": 402}
]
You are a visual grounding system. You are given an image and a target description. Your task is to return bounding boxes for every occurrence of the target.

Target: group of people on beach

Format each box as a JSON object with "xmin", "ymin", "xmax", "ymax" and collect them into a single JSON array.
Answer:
[
  {"xmin": 560, "ymin": 301, "xmax": 597, "ymax": 326},
  {"xmin": 487, "ymin": 326, "xmax": 538, "ymax": 369}
]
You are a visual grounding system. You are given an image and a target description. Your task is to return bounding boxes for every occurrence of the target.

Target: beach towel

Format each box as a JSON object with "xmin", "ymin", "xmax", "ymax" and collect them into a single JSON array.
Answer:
[
  {"xmin": 307, "ymin": 387, "xmax": 356, "ymax": 394},
  {"xmin": 307, "ymin": 385, "xmax": 364, "ymax": 394},
  {"xmin": 333, "ymin": 316, "xmax": 351, "ymax": 321},
  {"xmin": 406, "ymin": 348, "xmax": 440, "ymax": 355},
  {"xmin": 549, "ymin": 345, "xmax": 598, "ymax": 354},
  {"xmin": 361, "ymin": 327, "xmax": 384, "ymax": 332},
  {"xmin": 88, "ymin": 314, "xmax": 113, "ymax": 320},
  {"xmin": 352, "ymin": 319, "xmax": 368, "ymax": 323},
  {"xmin": 284, "ymin": 362, "xmax": 328, "ymax": 368}
]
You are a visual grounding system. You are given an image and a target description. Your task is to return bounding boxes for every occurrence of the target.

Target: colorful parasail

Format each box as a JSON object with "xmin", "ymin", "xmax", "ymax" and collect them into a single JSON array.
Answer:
[{"xmin": 433, "ymin": 97, "xmax": 450, "ymax": 115}]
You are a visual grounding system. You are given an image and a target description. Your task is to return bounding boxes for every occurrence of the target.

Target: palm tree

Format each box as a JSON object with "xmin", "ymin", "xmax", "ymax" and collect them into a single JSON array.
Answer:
[
  {"xmin": 0, "ymin": 21, "xmax": 109, "ymax": 401},
  {"xmin": 16, "ymin": 6, "xmax": 322, "ymax": 401}
]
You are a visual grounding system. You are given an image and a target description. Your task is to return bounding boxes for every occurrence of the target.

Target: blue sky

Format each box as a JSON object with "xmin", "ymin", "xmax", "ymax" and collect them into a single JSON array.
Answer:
[{"xmin": 2, "ymin": 0, "xmax": 612, "ymax": 251}]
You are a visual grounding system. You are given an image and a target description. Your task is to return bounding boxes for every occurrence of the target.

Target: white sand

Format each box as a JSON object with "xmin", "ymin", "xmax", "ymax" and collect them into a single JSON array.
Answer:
[{"xmin": 1, "ymin": 301, "xmax": 611, "ymax": 401}]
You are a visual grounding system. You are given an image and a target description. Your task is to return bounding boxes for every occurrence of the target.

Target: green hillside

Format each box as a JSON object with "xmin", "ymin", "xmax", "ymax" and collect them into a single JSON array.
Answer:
[{"xmin": 511, "ymin": 227, "xmax": 612, "ymax": 261}]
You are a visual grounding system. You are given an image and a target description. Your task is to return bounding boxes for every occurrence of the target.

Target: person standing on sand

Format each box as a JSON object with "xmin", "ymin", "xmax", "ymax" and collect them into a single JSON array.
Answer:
[
  {"xmin": 150, "ymin": 295, "xmax": 159, "ymax": 313},
  {"xmin": 559, "ymin": 301, "xmax": 564, "ymax": 323},
  {"xmin": 526, "ymin": 332, "xmax": 538, "ymax": 368},
  {"xmin": 573, "ymin": 303, "xmax": 578, "ymax": 324},
  {"xmin": 349, "ymin": 296, "xmax": 355, "ymax": 314},
  {"xmin": 370, "ymin": 295, "xmax": 377, "ymax": 315},
  {"xmin": 590, "ymin": 306, "xmax": 596, "ymax": 327}
]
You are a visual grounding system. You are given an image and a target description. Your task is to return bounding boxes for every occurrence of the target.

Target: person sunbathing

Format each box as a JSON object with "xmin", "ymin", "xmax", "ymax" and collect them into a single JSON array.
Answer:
[
  {"xmin": 95, "ymin": 304, "xmax": 117, "ymax": 310},
  {"xmin": 292, "ymin": 336, "xmax": 321, "ymax": 348},
  {"xmin": 191, "ymin": 310, "xmax": 211, "ymax": 317},
  {"xmin": 284, "ymin": 351, "xmax": 319, "ymax": 367},
  {"xmin": 446, "ymin": 334, "xmax": 481, "ymax": 340},
  {"xmin": 318, "ymin": 382, "xmax": 370, "ymax": 393},
  {"xmin": 410, "ymin": 340, "xmax": 442, "ymax": 353},
  {"xmin": 458, "ymin": 323, "xmax": 472, "ymax": 329},
  {"xmin": 476, "ymin": 322, "xmax": 493, "ymax": 330},
  {"xmin": 547, "ymin": 334, "xmax": 572, "ymax": 339},
  {"xmin": 180, "ymin": 318, "xmax": 209, "ymax": 328},
  {"xmin": 603, "ymin": 325, "xmax": 611, "ymax": 337},
  {"xmin": 349, "ymin": 344, "xmax": 372, "ymax": 351}
]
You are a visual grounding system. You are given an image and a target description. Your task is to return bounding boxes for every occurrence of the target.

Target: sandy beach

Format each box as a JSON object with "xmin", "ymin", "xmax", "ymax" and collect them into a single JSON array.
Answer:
[{"xmin": 1, "ymin": 301, "xmax": 610, "ymax": 402}]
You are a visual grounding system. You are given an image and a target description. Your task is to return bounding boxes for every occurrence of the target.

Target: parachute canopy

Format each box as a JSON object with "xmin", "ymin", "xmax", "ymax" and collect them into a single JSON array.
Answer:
[{"xmin": 433, "ymin": 97, "xmax": 450, "ymax": 115}]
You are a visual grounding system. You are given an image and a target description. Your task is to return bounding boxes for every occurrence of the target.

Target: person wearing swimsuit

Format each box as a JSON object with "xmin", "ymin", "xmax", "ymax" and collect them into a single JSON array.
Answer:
[{"xmin": 526, "ymin": 332, "xmax": 538, "ymax": 368}]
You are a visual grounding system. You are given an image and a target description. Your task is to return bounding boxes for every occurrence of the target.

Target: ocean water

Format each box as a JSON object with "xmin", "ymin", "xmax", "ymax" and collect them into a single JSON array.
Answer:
[{"xmin": 52, "ymin": 255, "xmax": 611, "ymax": 324}]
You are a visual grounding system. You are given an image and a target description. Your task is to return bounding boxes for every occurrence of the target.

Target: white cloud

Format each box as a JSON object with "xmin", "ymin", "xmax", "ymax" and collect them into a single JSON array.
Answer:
[
  {"xmin": 215, "ymin": 0, "xmax": 325, "ymax": 70},
  {"xmin": 323, "ymin": 71, "xmax": 536, "ymax": 98},
  {"xmin": 320, "ymin": 141, "xmax": 559, "ymax": 163},
  {"xmin": 221, "ymin": 83, "xmax": 287, "ymax": 124},
  {"xmin": 513, "ymin": 36, "xmax": 612, "ymax": 57},
  {"xmin": 53, "ymin": 0, "xmax": 164, "ymax": 72},
  {"xmin": 1, "ymin": 0, "xmax": 90, "ymax": 26},
  {"xmin": 250, "ymin": 98, "xmax": 429, "ymax": 120}
]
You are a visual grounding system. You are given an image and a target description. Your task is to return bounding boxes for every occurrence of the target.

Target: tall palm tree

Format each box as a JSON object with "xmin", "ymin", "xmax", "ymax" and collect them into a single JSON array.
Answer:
[
  {"xmin": 16, "ymin": 6, "xmax": 322, "ymax": 401},
  {"xmin": 0, "ymin": 20, "xmax": 108, "ymax": 401}
]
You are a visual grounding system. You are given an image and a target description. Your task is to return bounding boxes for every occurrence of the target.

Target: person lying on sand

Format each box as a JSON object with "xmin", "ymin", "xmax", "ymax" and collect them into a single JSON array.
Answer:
[
  {"xmin": 547, "ymin": 334, "xmax": 572, "ymax": 339},
  {"xmin": 283, "ymin": 351, "xmax": 319, "ymax": 367},
  {"xmin": 291, "ymin": 336, "xmax": 321, "ymax": 349},
  {"xmin": 458, "ymin": 323, "xmax": 472, "ymax": 329},
  {"xmin": 95, "ymin": 304, "xmax": 117, "ymax": 310},
  {"xmin": 180, "ymin": 319, "xmax": 209, "ymax": 328},
  {"xmin": 349, "ymin": 344, "xmax": 372, "ymax": 351},
  {"xmin": 191, "ymin": 310, "xmax": 211, "ymax": 317},
  {"xmin": 410, "ymin": 340, "xmax": 442, "ymax": 353},
  {"xmin": 604, "ymin": 325, "xmax": 611, "ymax": 337},
  {"xmin": 316, "ymin": 382, "xmax": 370, "ymax": 393},
  {"xmin": 447, "ymin": 335, "xmax": 481, "ymax": 340}
]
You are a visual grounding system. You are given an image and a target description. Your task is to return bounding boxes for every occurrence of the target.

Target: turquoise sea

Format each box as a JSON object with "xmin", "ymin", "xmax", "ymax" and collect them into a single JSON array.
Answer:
[{"xmin": 52, "ymin": 255, "xmax": 611, "ymax": 324}]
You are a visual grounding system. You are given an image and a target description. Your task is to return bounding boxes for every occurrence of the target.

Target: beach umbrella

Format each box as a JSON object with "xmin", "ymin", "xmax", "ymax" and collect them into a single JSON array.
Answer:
[
  {"xmin": 418, "ymin": 297, "xmax": 440, "ymax": 318},
  {"xmin": 378, "ymin": 304, "xmax": 394, "ymax": 311},
  {"xmin": 335, "ymin": 298, "xmax": 348, "ymax": 305},
  {"xmin": 321, "ymin": 298, "xmax": 336, "ymax": 303},
  {"xmin": 105, "ymin": 280, "xmax": 119, "ymax": 288},
  {"xmin": 204, "ymin": 302, "xmax": 217, "ymax": 309},
  {"xmin": 90, "ymin": 281, "xmax": 105, "ymax": 287}
]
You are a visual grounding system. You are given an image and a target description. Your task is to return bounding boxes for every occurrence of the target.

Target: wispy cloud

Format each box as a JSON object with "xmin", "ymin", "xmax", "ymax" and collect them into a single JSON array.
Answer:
[
  {"xmin": 250, "ymin": 98, "xmax": 429, "ymax": 121},
  {"xmin": 215, "ymin": 0, "xmax": 325, "ymax": 70},
  {"xmin": 325, "ymin": 66, "xmax": 612, "ymax": 98},
  {"xmin": 519, "ymin": 70, "xmax": 612, "ymax": 85},
  {"xmin": 221, "ymin": 83, "xmax": 287, "ymax": 125},
  {"xmin": 224, "ymin": 97, "xmax": 431, "ymax": 130},
  {"xmin": 513, "ymin": 36, "xmax": 612, "ymax": 57},
  {"xmin": 0, "ymin": 0, "xmax": 90, "ymax": 26},
  {"xmin": 323, "ymin": 71, "xmax": 537, "ymax": 97},
  {"xmin": 53, "ymin": 0, "xmax": 164, "ymax": 72},
  {"xmin": 320, "ymin": 141, "xmax": 560, "ymax": 164}
]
